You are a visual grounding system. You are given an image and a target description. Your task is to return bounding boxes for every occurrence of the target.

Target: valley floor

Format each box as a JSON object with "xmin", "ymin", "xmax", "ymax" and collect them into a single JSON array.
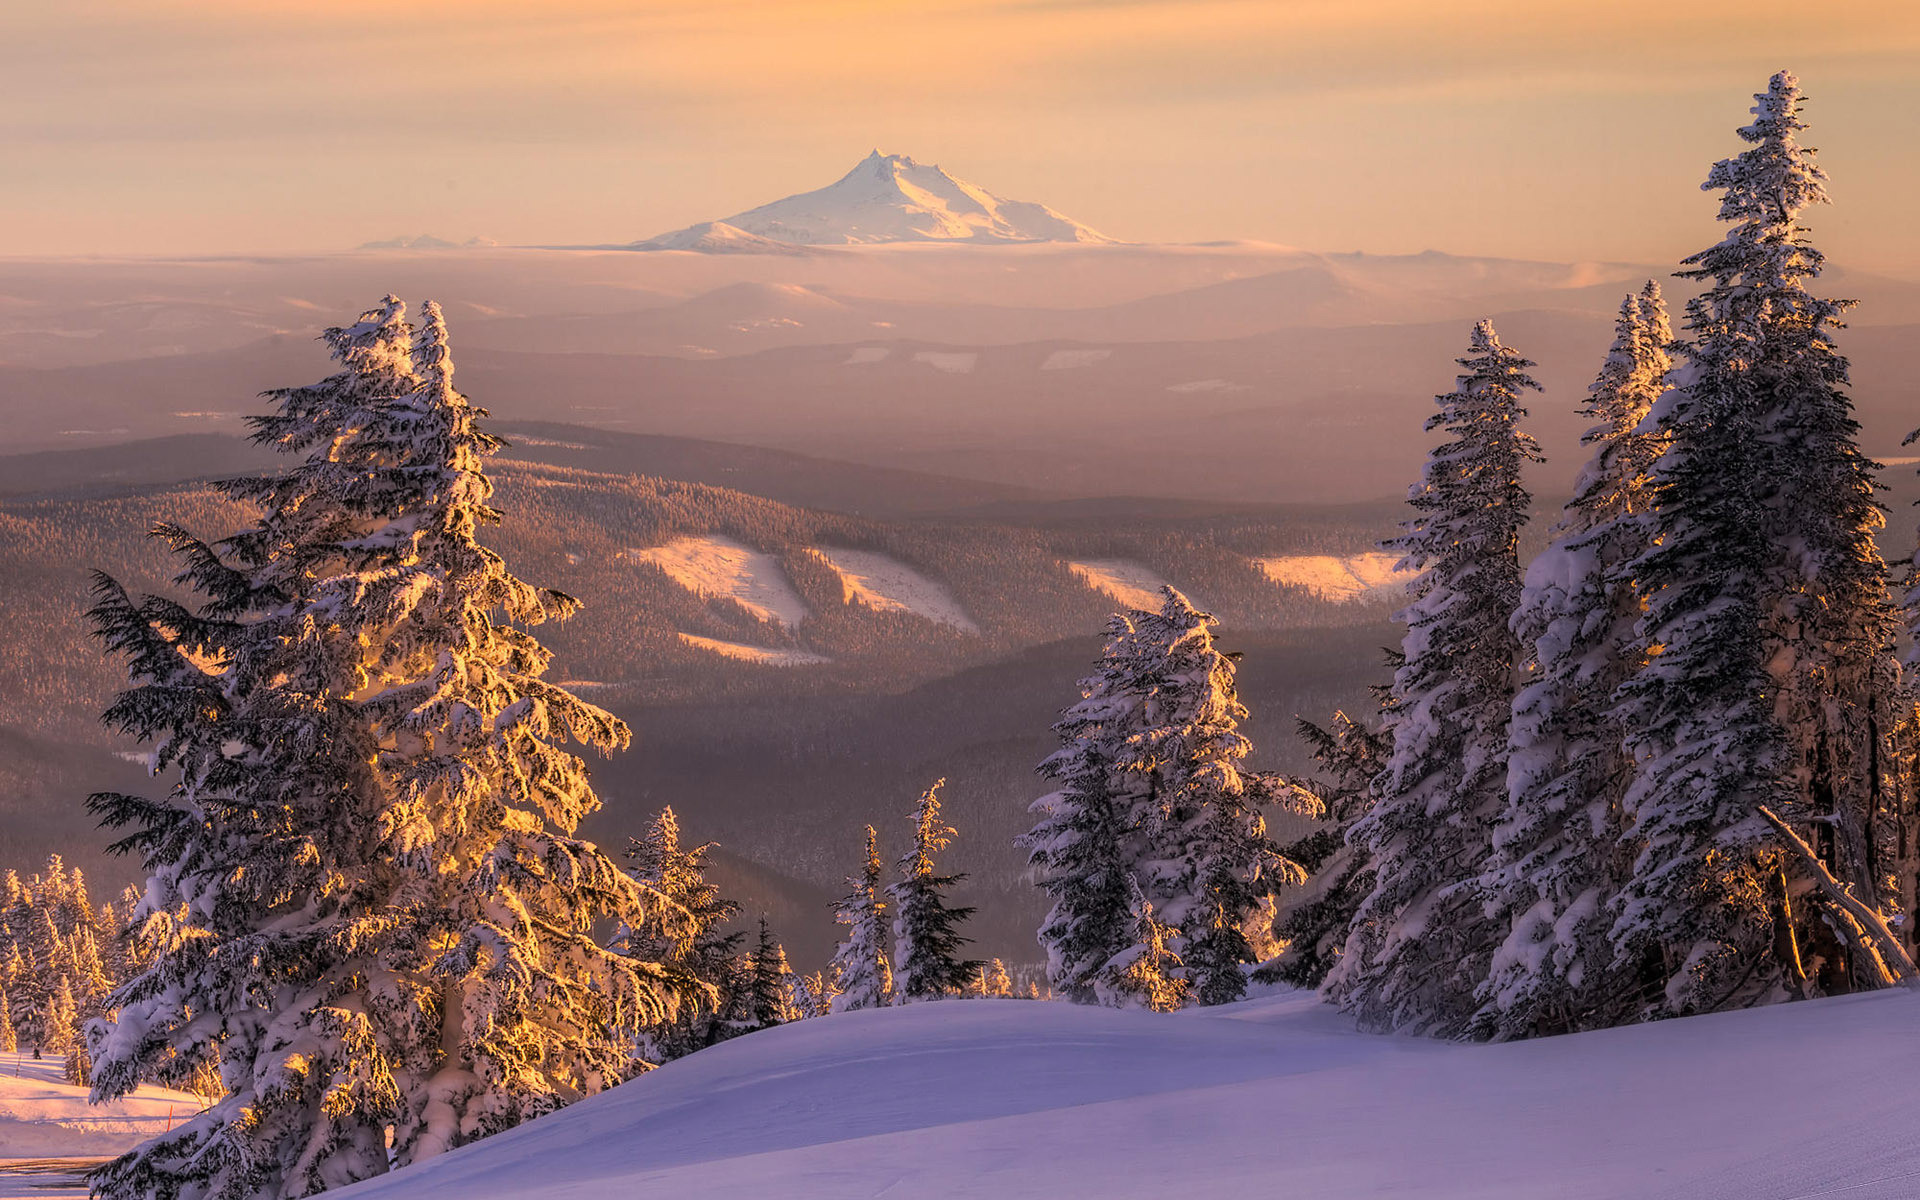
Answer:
[{"xmin": 335, "ymin": 986, "xmax": 1920, "ymax": 1200}]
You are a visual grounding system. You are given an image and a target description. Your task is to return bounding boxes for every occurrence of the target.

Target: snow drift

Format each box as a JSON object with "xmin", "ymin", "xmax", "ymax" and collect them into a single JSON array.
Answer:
[{"xmin": 329, "ymin": 988, "xmax": 1920, "ymax": 1200}]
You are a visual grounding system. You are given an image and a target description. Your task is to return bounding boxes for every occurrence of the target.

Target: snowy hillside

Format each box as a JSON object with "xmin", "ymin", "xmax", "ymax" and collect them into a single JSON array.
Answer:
[
  {"xmin": 639, "ymin": 151, "xmax": 1111, "ymax": 247},
  {"xmin": 330, "ymin": 988, "xmax": 1920, "ymax": 1200}
]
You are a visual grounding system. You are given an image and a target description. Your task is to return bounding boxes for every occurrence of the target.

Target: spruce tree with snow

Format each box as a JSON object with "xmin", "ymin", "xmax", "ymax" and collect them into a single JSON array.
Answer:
[
  {"xmin": 1026, "ymin": 593, "xmax": 1311, "ymax": 1007},
  {"xmin": 86, "ymin": 297, "xmax": 675, "ymax": 1200},
  {"xmin": 1096, "ymin": 877, "xmax": 1188, "ymax": 1013},
  {"xmin": 1020, "ymin": 614, "xmax": 1141, "ymax": 1003},
  {"xmin": 621, "ymin": 807, "xmax": 744, "ymax": 1061},
  {"xmin": 792, "ymin": 970, "xmax": 838, "ymax": 1018},
  {"xmin": 1706, "ymin": 74, "xmax": 1900, "ymax": 990},
  {"xmin": 891, "ymin": 780, "xmax": 981, "ymax": 1001},
  {"xmin": 982, "ymin": 959, "xmax": 1014, "ymax": 998},
  {"xmin": 1265, "ymin": 710, "xmax": 1390, "ymax": 989},
  {"xmin": 745, "ymin": 919, "xmax": 799, "ymax": 1029},
  {"xmin": 1328, "ymin": 320, "xmax": 1542, "ymax": 1037},
  {"xmin": 1125, "ymin": 590, "xmax": 1311, "ymax": 1006},
  {"xmin": 0, "ymin": 989, "xmax": 13, "ymax": 1054},
  {"xmin": 1473, "ymin": 284, "xmax": 1671, "ymax": 1039},
  {"xmin": 830, "ymin": 825, "xmax": 895, "ymax": 1012},
  {"xmin": 1614, "ymin": 74, "xmax": 1900, "ymax": 1015},
  {"xmin": 43, "ymin": 978, "xmax": 75, "ymax": 1057}
]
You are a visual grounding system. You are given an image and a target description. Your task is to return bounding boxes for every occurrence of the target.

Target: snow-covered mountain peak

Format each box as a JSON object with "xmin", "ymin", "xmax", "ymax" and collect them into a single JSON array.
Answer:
[{"xmin": 637, "ymin": 152, "xmax": 1113, "ymax": 250}]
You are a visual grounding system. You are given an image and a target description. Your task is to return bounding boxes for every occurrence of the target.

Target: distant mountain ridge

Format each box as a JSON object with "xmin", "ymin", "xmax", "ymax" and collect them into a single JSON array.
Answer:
[
  {"xmin": 359, "ymin": 234, "xmax": 499, "ymax": 250},
  {"xmin": 638, "ymin": 151, "xmax": 1112, "ymax": 249}
]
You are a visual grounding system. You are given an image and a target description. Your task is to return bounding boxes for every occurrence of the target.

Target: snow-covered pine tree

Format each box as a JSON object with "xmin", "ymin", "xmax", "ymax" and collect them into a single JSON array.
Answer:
[
  {"xmin": 745, "ymin": 919, "xmax": 799, "ymax": 1029},
  {"xmin": 1123, "ymin": 590, "xmax": 1312, "ymax": 1006},
  {"xmin": 1021, "ymin": 614, "xmax": 1141, "ymax": 1003},
  {"xmin": 1701, "ymin": 73, "xmax": 1898, "ymax": 994},
  {"xmin": 1265, "ymin": 710, "xmax": 1390, "ymax": 988},
  {"xmin": 983, "ymin": 959, "xmax": 1013, "ymax": 998},
  {"xmin": 0, "ymin": 988, "xmax": 13, "ymax": 1054},
  {"xmin": 620, "ymin": 807, "xmax": 744, "ymax": 1061},
  {"xmin": 890, "ymin": 780, "xmax": 981, "ymax": 1001},
  {"xmin": 1095, "ymin": 877, "xmax": 1188, "ymax": 1013},
  {"xmin": 1473, "ymin": 284, "xmax": 1671, "ymax": 1039},
  {"xmin": 43, "ymin": 978, "xmax": 75, "ymax": 1056},
  {"xmin": 1615, "ymin": 74, "xmax": 1899, "ymax": 1015},
  {"xmin": 1027, "ymin": 593, "xmax": 1311, "ymax": 1007},
  {"xmin": 87, "ymin": 298, "xmax": 674, "ymax": 1200},
  {"xmin": 792, "ymin": 970, "xmax": 838, "ymax": 1018},
  {"xmin": 830, "ymin": 825, "xmax": 895, "ymax": 1012},
  {"xmin": 1327, "ymin": 320, "xmax": 1542, "ymax": 1037}
]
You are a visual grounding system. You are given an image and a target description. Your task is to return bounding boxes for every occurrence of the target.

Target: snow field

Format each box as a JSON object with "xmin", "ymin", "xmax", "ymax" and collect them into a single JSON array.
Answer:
[
  {"xmin": 1166, "ymin": 377, "xmax": 1249, "ymax": 394},
  {"xmin": 806, "ymin": 547, "xmax": 979, "ymax": 633},
  {"xmin": 1256, "ymin": 551, "xmax": 1412, "ymax": 602},
  {"xmin": 675, "ymin": 633, "xmax": 829, "ymax": 667},
  {"xmin": 1068, "ymin": 560, "xmax": 1181, "ymax": 612},
  {"xmin": 913, "ymin": 350, "xmax": 978, "ymax": 374},
  {"xmin": 330, "ymin": 988, "xmax": 1920, "ymax": 1200},
  {"xmin": 627, "ymin": 536, "xmax": 809, "ymax": 628},
  {"xmin": 1039, "ymin": 348, "xmax": 1111, "ymax": 371}
]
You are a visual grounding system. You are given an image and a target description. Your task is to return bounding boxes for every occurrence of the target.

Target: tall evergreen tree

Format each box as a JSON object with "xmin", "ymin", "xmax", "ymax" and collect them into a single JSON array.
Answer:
[
  {"xmin": 829, "ymin": 825, "xmax": 894, "ymax": 1012},
  {"xmin": 890, "ymin": 780, "xmax": 980, "ymax": 1001},
  {"xmin": 981, "ymin": 959, "xmax": 1014, "ymax": 998},
  {"xmin": 1615, "ymin": 73, "xmax": 1896, "ymax": 1015},
  {"xmin": 0, "ymin": 989, "xmax": 13, "ymax": 1054},
  {"xmin": 1021, "ymin": 614, "xmax": 1141, "ymax": 1002},
  {"xmin": 1124, "ymin": 591, "xmax": 1308, "ymax": 1006},
  {"xmin": 744, "ymin": 919, "xmax": 799, "ymax": 1030},
  {"xmin": 620, "ymin": 807, "xmax": 741, "ymax": 1061},
  {"xmin": 87, "ymin": 298, "xmax": 674, "ymax": 1200},
  {"xmin": 1328, "ymin": 320, "xmax": 1542, "ymax": 1036},
  {"xmin": 1027, "ymin": 594, "xmax": 1310, "ymax": 1007},
  {"xmin": 1474, "ymin": 285, "xmax": 1671, "ymax": 1038}
]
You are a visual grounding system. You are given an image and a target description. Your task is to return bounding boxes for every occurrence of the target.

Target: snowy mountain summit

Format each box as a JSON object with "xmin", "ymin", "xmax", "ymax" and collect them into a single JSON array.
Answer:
[{"xmin": 639, "ymin": 151, "xmax": 1113, "ymax": 249}]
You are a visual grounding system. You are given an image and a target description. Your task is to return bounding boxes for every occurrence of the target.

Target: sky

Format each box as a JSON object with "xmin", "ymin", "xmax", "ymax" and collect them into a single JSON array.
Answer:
[{"xmin": 4, "ymin": 0, "xmax": 1918, "ymax": 266}]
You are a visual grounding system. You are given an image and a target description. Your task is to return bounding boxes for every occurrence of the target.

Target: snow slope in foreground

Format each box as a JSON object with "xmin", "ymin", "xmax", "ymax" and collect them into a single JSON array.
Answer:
[
  {"xmin": 0, "ymin": 1051, "xmax": 201, "ymax": 1158},
  {"xmin": 334, "ymin": 988, "xmax": 1920, "ymax": 1200}
]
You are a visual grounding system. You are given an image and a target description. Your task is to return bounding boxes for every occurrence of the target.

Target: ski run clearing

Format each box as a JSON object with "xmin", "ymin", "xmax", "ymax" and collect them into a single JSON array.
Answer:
[
  {"xmin": 332, "ymin": 987, "xmax": 1920, "ymax": 1200},
  {"xmin": 1069, "ymin": 559, "xmax": 1182, "ymax": 612},
  {"xmin": 1256, "ymin": 552, "xmax": 1413, "ymax": 603},
  {"xmin": 807, "ymin": 547, "xmax": 979, "ymax": 633},
  {"xmin": 627, "ymin": 536, "xmax": 809, "ymax": 628},
  {"xmin": 1040, "ymin": 348, "xmax": 1111, "ymax": 370},
  {"xmin": 675, "ymin": 633, "xmax": 829, "ymax": 667},
  {"xmin": 912, "ymin": 350, "xmax": 978, "ymax": 374},
  {"xmin": 0, "ymin": 1052, "xmax": 201, "ymax": 1162}
]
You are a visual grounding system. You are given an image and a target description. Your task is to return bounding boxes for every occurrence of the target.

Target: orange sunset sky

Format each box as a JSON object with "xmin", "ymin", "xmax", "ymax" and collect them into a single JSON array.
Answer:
[{"xmin": 5, "ymin": 0, "xmax": 1917, "ymax": 265}]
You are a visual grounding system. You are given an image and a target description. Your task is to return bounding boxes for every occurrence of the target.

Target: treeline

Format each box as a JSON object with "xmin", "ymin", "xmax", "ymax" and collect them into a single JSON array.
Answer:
[
  {"xmin": 0, "ymin": 855, "xmax": 152, "ymax": 1085},
  {"xmin": 1019, "ymin": 72, "xmax": 1920, "ymax": 1040},
  {"xmin": 625, "ymin": 794, "xmax": 1036, "ymax": 1062},
  {"xmin": 1, "ymin": 461, "xmax": 1382, "ymax": 757}
]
